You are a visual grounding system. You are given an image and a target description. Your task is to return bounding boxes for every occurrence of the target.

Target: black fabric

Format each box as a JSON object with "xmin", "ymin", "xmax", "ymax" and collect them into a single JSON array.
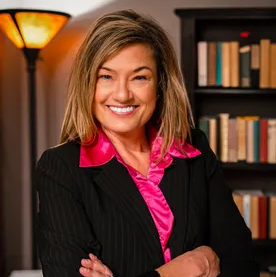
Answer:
[
  {"xmin": 137, "ymin": 270, "xmax": 160, "ymax": 277},
  {"xmin": 35, "ymin": 128, "xmax": 259, "ymax": 277}
]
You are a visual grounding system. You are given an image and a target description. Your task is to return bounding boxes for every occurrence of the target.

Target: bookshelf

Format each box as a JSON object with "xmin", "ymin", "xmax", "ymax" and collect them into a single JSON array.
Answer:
[
  {"xmin": 195, "ymin": 88, "xmax": 276, "ymax": 95},
  {"xmin": 175, "ymin": 7, "xmax": 276, "ymax": 272},
  {"xmin": 220, "ymin": 161, "xmax": 276, "ymax": 172}
]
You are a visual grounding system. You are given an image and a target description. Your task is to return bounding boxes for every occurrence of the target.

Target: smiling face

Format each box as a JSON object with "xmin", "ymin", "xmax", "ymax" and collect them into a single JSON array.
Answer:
[{"xmin": 93, "ymin": 43, "xmax": 158, "ymax": 135}]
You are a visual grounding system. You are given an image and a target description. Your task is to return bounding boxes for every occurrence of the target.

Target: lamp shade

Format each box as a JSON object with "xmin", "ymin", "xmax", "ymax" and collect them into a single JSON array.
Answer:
[{"xmin": 0, "ymin": 9, "xmax": 71, "ymax": 49}]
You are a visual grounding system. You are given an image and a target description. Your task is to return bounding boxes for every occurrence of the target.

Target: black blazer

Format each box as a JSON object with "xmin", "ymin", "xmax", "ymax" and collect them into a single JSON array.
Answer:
[{"xmin": 36, "ymin": 129, "xmax": 259, "ymax": 277}]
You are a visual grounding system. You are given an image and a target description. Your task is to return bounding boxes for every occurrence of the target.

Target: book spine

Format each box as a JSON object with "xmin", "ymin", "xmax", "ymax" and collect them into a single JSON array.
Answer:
[
  {"xmin": 253, "ymin": 120, "xmax": 260, "ymax": 163},
  {"xmin": 270, "ymin": 43, "xmax": 276, "ymax": 88},
  {"xmin": 222, "ymin": 42, "xmax": 231, "ymax": 87},
  {"xmin": 237, "ymin": 117, "xmax": 246, "ymax": 161},
  {"xmin": 216, "ymin": 42, "xmax": 222, "ymax": 86},
  {"xmin": 198, "ymin": 41, "xmax": 208, "ymax": 86},
  {"xmin": 260, "ymin": 119, "xmax": 268, "ymax": 163},
  {"xmin": 250, "ymin": 196, "xmax": 259, "ymax": 239},
  {"xmin": 209, "ymin": 118, "xmax": 217, "ymax": 155},
  {"xmin": 268, "ymin": 120, "xmax": 276, "ymax": 164},
  {"xmin": 258, "ymin": 196, "xmax": 267, "ymax": 239},
  {"xmin": 240, "ymin": 45, "xmax": 251, "ymax": 87},
  {"xmin": 208, "ymin": 42, "xmax": 217, "ymax": 86},
  {"xmin": 260, "ymin": 39, "xmax": 271, "ymax": 88},
  {"xmin": 251, "ymin": 44, "xmax": 260, "ymax": 88},
  {"xmin": 269, "ymin": 196, "xmax": 276, "ymax": 239},
  {"xmin": 228, "ymin": 118, "xmax": 237, "ymax": 162},
  {"xmin": 230, "ymin": 41, "xmax": 239, "ymax": 87},
  {"xmin": 243, "ymin": 194, "xmax": 251, "ymax": 229},
  {"xmin": 246, "ymin": 120, "xmax": 254, "ymax": 163},
  {"xmin": 219, "ymin": 113, "xmax": 229, "ymax": 162}
]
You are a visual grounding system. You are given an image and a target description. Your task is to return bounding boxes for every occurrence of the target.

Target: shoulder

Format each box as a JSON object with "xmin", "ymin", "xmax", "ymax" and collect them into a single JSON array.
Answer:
[
  {"xmin": 189, "ymin": 128, "xmax": 217, "ymax": 158},
  {"xmin": 36, "ymin": 142, "xmax": 83, "ymax": 197},
  {"xmin": 189, "ymin": 128, "xmax": 211, "ymax": 152},
  {"xmin": 189, "ymin": 128, "xmax": 219, "ymax": 179},
  {"xmin": 37, "ymin": 141, "xmax": 80, "ymax": 170},
  {"xmin": 36, "ymin": 141, "xmax": 82, "ymax": 191}
]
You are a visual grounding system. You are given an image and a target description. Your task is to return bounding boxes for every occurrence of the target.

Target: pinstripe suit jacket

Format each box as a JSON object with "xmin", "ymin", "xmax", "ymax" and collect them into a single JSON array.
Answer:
[{"xmin": 35, "ymin": 129, "xmax": 259, "ymax": 277}]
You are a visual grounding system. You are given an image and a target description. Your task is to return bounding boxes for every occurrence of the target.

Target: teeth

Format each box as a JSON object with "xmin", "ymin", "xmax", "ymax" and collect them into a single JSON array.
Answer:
[{"xmin": 109, "ymin": 106, "xmax": 135, "ymax": 113}]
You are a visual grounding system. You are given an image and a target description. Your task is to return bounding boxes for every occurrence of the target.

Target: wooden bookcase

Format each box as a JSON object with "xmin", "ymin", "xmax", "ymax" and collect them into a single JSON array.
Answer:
[{"xmin": 175, "ymin": 7, "xmax": 276, "ymax": 271}]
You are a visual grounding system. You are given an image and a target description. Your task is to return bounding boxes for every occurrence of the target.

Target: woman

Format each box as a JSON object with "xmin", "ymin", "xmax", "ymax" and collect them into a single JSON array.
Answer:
[{"xmin": 35, "ymin": 9, "xmax": 259, "ymax": 277}]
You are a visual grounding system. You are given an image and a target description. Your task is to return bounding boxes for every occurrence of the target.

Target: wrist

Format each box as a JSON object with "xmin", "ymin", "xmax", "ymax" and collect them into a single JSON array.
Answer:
[
  {"xmin": 185, "ymin": 251, "xmax": 210, "ymax": 277},
  {"xmin": 191, "ymin": 248, "xmax": 212, "ymax": 277}
]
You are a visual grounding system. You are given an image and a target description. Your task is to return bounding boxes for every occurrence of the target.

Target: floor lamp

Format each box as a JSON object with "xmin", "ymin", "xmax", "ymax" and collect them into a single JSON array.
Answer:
[{"xmin": 0, "ymin": 9, "xmax": 71, "ymax": 268}]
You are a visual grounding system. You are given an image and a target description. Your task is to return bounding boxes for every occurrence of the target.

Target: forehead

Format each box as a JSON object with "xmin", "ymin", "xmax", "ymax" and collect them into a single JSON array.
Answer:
[{"xmin": 101, "ymin": 43, "xmax": 156, "ymax": 68}]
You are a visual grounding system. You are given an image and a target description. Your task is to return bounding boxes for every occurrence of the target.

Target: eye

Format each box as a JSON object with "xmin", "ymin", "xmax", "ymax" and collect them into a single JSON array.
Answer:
[
  {"xmin": 99, "ymin": 74, "xmax": 112, "ymax": 80},
  {"xmin": 134, "ymin": 75, "xmax": 147, "ymax": 81}
]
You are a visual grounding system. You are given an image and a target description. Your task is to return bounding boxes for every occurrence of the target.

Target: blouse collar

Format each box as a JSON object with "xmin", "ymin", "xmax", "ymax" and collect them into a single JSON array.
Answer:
[{"xmin": 79, "ymin": 126, "xmax": 201, "ymax": 167}]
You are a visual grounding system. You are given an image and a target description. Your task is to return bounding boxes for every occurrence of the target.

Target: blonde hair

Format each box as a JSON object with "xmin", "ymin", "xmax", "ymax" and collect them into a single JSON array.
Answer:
[{"xmin": 60, "ymin": 9, "xmax": 194, "ymax": 157}]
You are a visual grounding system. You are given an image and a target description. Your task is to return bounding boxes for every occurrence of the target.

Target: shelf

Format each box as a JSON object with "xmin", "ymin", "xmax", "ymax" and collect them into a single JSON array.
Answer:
[
  {"xmin": 175, "ymin": 8, "xmax": 276, "ymax": 20},
  {"xmin": 220, "ymin": 162, "xmax": 276, "ymax": 171},
  {"xmin": 253, "ymin": 239, "xmax": 276, "ymax": 247},
  {"xmin": 195, "ymin": 88, "xmax": 276, "ymax": 95}
]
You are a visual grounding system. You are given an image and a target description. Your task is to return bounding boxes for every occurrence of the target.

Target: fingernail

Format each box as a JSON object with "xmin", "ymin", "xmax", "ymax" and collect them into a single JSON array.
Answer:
[
  {"xmin": 89, "ymin": 253, "xmax": 97, "ymax": 260},
  {"xmin": 80, "ymin": 267, "xmax": 89, "ymax": 273},
  {"xmin": 85, "ymin": 259, "xmax": 90, "ymax": 263}
]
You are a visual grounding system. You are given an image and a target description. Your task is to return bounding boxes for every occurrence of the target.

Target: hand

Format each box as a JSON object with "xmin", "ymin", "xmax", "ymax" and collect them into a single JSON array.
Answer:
[
  {"xmin": 191, "ymin": 246, "xmax": 220, "ymax": 277},
  {"xmin": 156, "ymin": 245, "xmax": 220, "ymax": 277},
  {"xmin": 79, "ymin": 253, "xmax": 113, "ymax": 277},
  {"xmin": 192, "ymin": 246, "xmax": 220, "ymax": 277}
]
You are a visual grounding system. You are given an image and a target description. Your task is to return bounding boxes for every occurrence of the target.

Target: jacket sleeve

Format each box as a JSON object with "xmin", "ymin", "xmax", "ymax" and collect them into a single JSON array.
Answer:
[
  {"xmin": 197, "ymin": 130, "xmax": 259, "ymax": 277},
  {"xmin": 36, "ymin": 148, "xmax": 161, "ymax": 277},
  {"xmin": 36, "ymin": 148, "xmax": 100, "ymax": 277}
]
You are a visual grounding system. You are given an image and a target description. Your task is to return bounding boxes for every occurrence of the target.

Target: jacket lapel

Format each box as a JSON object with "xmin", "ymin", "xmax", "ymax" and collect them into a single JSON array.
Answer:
[
  {"xmin": 88, "ymin": 159, "xmax": 164, "ymax": 266},
  {"xmin": 160, "ymin": 158, "xmax": 193, "ymax": 258}
]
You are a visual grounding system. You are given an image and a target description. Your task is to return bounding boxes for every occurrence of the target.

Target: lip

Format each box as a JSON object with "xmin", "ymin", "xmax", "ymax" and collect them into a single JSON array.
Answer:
[{"xmin": 106, "ymin": 105, "xmax": 138, "ymax": 116}]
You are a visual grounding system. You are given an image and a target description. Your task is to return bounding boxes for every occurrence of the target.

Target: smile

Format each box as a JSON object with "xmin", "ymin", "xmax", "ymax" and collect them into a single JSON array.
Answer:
[{"xmin": 107, "ymin": 106, "xmax": 138, "ymax": 114}]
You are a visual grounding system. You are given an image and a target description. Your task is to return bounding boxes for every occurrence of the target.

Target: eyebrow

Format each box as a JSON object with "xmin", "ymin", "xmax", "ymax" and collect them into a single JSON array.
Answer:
[{"xmin": 100, "ymin": 66, "xmax": 152, "ymax": 73}]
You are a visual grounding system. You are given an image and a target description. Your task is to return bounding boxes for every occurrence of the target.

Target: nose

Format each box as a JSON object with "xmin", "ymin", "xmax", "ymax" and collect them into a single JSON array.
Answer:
[{"xmin": 112, "ymin": 78, "xmax": 133, "ymax": 103}]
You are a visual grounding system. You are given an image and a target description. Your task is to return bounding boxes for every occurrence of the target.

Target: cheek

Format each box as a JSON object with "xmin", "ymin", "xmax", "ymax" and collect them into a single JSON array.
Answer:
[
  {"xmin": 145, "ymin": 85, "xmax": 158, "ymax": 116},
  {"xmin": 145, "ymin": 90, "xmax": 157, "ymax": 110},
  {"xmin": 135, "ymin": 82, "xmax": 157, "ymax": 102},
  {"xmin": 93, "ymin": 87, "xmax": 106, "ymax": 118},
  {"xmin": 94, "ymin": 84, "xmax": 110, "ymax": 105},
  {"xmin": 139, "ymin": 87, "xmax": 157, "ymax": 116}
]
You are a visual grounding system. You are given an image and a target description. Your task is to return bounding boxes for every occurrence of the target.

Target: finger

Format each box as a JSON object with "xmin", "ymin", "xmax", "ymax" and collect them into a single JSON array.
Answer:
[
  {"xmin": 89, "ymin": 253, "xmax": 98, "ymax": 261},
  {"xmin": 81, "ymin": 257, "xmax": 106, "ymax": 274},
  {"xmin": 88, "ymin": 254, "xmax": 113, "ymax": 276},
  {"xmin": 79, "ymin": 267, "xmax": 92, "ymax": 277},
  {"xmin": 81, "ymin": 259, "xmax": 94, "ymax": 269},
  {"xmin": 79, "ymin": 267, "xmax": 107, "ymax": 277}
]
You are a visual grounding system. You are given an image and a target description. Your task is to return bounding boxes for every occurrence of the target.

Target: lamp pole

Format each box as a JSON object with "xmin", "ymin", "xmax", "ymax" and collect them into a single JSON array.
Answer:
[
  {"xmin": 0, "ymin": 8, "xmax": 71, "ymax": 270},
  {"xmin": 23, "ymin": 48, "xmax": 40, "ymax": 269}
]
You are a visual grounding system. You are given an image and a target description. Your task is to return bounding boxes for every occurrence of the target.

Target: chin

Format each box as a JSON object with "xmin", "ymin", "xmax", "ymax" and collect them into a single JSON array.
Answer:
[{"xmin": 102, "ymin": 122, "xmax": 144, "ymax": 135}]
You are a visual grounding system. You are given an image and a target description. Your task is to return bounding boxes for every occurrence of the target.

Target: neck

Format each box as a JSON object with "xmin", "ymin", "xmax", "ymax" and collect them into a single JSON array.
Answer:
[{"xmin": 102, "ymin": 126, "xmax": 150, "ymax": 153}]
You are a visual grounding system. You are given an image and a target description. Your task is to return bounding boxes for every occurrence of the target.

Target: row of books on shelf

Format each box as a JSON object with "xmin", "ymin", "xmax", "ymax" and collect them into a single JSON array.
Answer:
[
  {"xmin": 232, "ymin": 190, "xmax": 276, "ymax": 240},
  {"xmin": 199, "ymin": 114, "xmax": 276, "ymax": 163},
  {"xmin": 197, "ymin": 39, "xmax": 276, "ymax": 88}
]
